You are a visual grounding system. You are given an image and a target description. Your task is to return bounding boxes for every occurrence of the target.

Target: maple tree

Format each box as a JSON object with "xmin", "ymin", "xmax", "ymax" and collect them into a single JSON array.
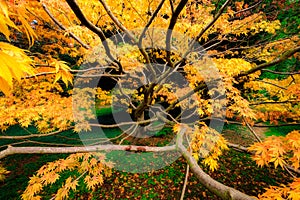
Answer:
[{"xmin": 0, "ymin": 0, "xmax": 299, "ymax": 199}]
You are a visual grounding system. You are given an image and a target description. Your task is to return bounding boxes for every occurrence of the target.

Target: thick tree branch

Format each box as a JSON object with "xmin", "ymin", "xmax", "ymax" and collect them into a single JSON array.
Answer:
[
  {"xmin": 237, "ymin": 46, "xmax": 300, "ymax": 78},
  {"xmin": 261, "ymin": 69, "xmax": 300, "ymax": 75},
  {"xmin": 176, "ymin": 129, "xmax": 255, "ymax": 200},
  {"xmin": 0, "ymin": 144, "xmax": 176, "ymax": 160},
  {"xmin": 166, "ymin": 0, "xmax": 189, "ymax": 67},
  {"xmin": 65, "ymin": 0, "xmax": 123, "ymax": 72}
]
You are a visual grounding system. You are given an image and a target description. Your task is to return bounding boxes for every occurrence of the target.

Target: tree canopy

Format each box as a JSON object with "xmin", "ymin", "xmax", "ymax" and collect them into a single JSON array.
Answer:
[{"xmin": 0, "ymin": 0, "xmax": 299, "ymax": 199}]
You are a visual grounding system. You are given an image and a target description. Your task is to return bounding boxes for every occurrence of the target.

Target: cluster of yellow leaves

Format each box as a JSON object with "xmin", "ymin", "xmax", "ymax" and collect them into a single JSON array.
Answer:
[
  {"xmin": 183, "ymin": 57, "xmax": 258, "ymax": 121},
  {"xmin": 245, "ymin": 76, "xmax": 300, "ymax": 98},
  {"xmin": 96, "ymin": 88, "xmax": 112, "ymax": 106},
  {"xmin": 23, "ymin": 0, "xmax": 87, "ymax": 61},
  {"xmin": 0, "ymin": 164, "xmax": 10, "ymax": 181},
  {"xmin": 174, "ymin": 124, "xmax": 228, "ymax": 171},
  {"xmin": 213, "ymin": 58, "xmax": 259, "ymax": 78},
  {"xmin": 192, "ymin": 125, "xmax": 228, "ymax": 171},
  {"xmin": 184, "ymin": 64, "xmax": 205, "ymax": 88},
  {"xmin": 0, "ymin": 0, "xmax": 35, "ymax": 95},
  {"xmin": 22, "ymin": 153, "xmax": 113, "ymax": 200},
  {"xmin": 255, "ymin": 110, "xmax": 299, "ymax": 125},
  {"xmin": 51, "ymin": 59, "xmax": 73, "ymax": 87},
  {"xmin": 246, "ymin": 74, "xmax": 300, "ymax": 123},
  {"xmin": 0, "ymin": 42, "xmax": 34, "ymax": 95},
  {"xmin": 153, "ymin": 84, "xmax": 179, "ymax": 105},
  {"xmin": 223, "ymin": 77, "xmax": 257, "ymax": 121},
  {"xmin": 258, "ymin": 178, "xmax": 300, "ymax": 200},
  {"xmin": 0, "ymin": 80, "xmax": 73, "ymax": 133},
  {"xmin": 174, "ymin": 2, "xmax": 280, "ymax": 41},
  {"xmin": 35, "ymin": 0, "xmax": 280, "ymax": 56},
  {"xmin": 225, "ymin": 13, "xmax": 280, "ymax": 36},
  {"xmin": 0, "ymin": 1, "xmax": 18, "ymax": 40},
  {"xmin": 184, "ymin": 57, "xmax": 222, "ymax": 87},
  {"xmin": 10, "ymin": 4, "xmax": 38, "ymax": 46},
  {"xmin": 249, "ymin": 130, "xmax": 300, "ymax": 169},
  {"xmin": 250, "ymin": 131, "xmax": 300, "ymax": 199},
  {"xmin": 244, "ymin": 36, "xmax": 300, "ymax": 63},
  {"xmin": 72, "ymin": 88, "xmax": 99, "ymax": 132}
]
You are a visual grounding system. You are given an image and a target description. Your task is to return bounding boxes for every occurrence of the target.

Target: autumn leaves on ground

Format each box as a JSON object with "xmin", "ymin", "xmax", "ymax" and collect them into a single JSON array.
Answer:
[
  {"xmin": 0, "ymin": 124, "xmax": 296, "ymax": 199},
  {"xmin": 0, "ymin": 0, "xmax": 300, "ymax": 199}
]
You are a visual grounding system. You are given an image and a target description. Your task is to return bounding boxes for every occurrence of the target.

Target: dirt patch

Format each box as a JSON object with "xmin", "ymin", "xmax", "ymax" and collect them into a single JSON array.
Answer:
[{"xmin": 222, "ymin": 126, "xmax": 268, "ymax": 147}]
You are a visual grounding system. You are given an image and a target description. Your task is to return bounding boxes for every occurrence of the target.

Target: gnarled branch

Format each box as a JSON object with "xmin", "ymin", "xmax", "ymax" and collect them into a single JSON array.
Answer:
[{"xmin": 176, "ymin": 129, "xmax": 255, "ymax": 200}]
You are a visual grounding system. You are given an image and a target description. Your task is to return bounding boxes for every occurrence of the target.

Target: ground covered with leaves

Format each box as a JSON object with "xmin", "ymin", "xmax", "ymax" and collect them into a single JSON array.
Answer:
[{"xmin": 0, "ymin": 124, "xmax": 295, "ymax": 199}]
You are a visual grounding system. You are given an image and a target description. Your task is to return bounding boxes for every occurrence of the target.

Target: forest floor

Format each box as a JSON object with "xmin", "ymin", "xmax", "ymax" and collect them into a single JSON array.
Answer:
[{"xmin": 0, "ymin": 123, "xmax": 298, "ymax": 199}]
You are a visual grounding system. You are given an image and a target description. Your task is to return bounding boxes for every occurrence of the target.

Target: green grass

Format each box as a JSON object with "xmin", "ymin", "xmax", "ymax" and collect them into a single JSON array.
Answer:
[
  {"xmin": 264, "ymin": 124, "xmax": 300, "ymax": 137},
  {"xmin": 95, "ymin": 106, "xmax": 114, "ymax": 117}
]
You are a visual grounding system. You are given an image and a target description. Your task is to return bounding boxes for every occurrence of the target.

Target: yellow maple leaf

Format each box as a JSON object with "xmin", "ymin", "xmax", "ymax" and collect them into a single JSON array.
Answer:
[{"xmin": 0, "ymin": 42, "xmax": 35, "ymax": 95}]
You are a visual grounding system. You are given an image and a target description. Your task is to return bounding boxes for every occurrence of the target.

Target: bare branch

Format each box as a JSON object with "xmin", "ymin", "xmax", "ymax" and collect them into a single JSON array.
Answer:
[
  {"xmin": 180, "ymin": 164, "xmax": 189, "ymax": 200},
  {"xmin": 237, "ymin": 46, "xmax": 300, "ymax": 77},
  {"xmin": 228, "ymin": 0, "xmax": 262, "ymax": 21},
  {"xmin": 41, "ymin": 2, "xmax": 90, "ymax": 49},
  {"xmin": 65, "ymin": 0, "xmax": 123, "ymax": 72},
  {"xmin": 166, "ymin": 0, "xmax": 189, "ymax": 67},
  {"xmin": 138, "ymin": 0, "xmax": 166, "ymax": 65},
  {"xmin": 232, "ymin": 0, "xmax": 261, "ymax": 16},
  {"xmin": 255, "ymin": 79, "xmax": 288, "ymax": 90},
  {"xmin": 178, "ymin": 0, "xmax": 231, "ymax": 63},
  {"xmin": 0, "ymin": 144, "xmax": 176, "ymax": 160},
  {"xmin": 250, "ymin": 100, "xmax": 300, "ymax": 105},
  {"xmin": 0, "ymin": 127, "xmax": 74, "ymax": 140},
  {"xmin": 243, "ymin": 118, "xmax": 262, "ymax": 143},
  {"xmin": 253, "ymin": 123, "xmax": 300, "ymax": 128},
  {"xmin": 99, "ymin": 0, "xmax": 158, "ymax": 77},
  {"xmin": 98, "ymin": 0, "xmax": 136, "ymax": 42},
  {"xmin": 261, "ymin": 69, "xmax": 300, "ymax": 75}
]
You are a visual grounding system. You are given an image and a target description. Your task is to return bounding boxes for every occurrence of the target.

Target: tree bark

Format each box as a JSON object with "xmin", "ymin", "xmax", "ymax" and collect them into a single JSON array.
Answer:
[{"xmin": 176, "ymin": 129, "xmax": 256, "ymax": 200}]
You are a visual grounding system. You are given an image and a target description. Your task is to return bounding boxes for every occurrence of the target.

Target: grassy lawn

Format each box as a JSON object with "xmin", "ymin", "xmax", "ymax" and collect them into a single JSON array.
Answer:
[{"xmin": 264, "ymin": 124, "xmax": 300, "ymax": 137}]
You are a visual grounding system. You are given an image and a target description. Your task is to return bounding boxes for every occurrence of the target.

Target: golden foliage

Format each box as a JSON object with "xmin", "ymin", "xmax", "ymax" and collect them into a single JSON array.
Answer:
[
  {"xmin": 0, "ymin": 1, "xmax": 35, "ymax": 95},
  {"xmin": 249, "ymin": 131, "xmax": 300, "ymax": 170},
  {"xmin": 174, "ymin": 124, "xmax": 229, "ymax": 171},
  {"xmin": 22, "ymin": 153, "xmax": 113, "ymax": 200},
  {"xmin": 259, "ymin": 178, "xmax": 300, "ymax": 200},
  {"xmin": 0, "ymin": 80, "xmax": 73, "ymax": 133},
  {"xmin": 0, "ymin": 164, "xmax": 10, "ymax": 181},
  {"xmin": 0, "ymin": 0, "xmax": 299, "ymax": 199}
]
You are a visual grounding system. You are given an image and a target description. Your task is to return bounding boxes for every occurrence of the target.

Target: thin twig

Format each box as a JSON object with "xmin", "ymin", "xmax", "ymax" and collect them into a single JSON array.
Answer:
[
  {"xmin": 41, "ymin": 2, "xmax": 90, "ymax": 49},
  {"xmin": 243, "ymin": 118, "xmax": 262, "ymax": 143}
]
